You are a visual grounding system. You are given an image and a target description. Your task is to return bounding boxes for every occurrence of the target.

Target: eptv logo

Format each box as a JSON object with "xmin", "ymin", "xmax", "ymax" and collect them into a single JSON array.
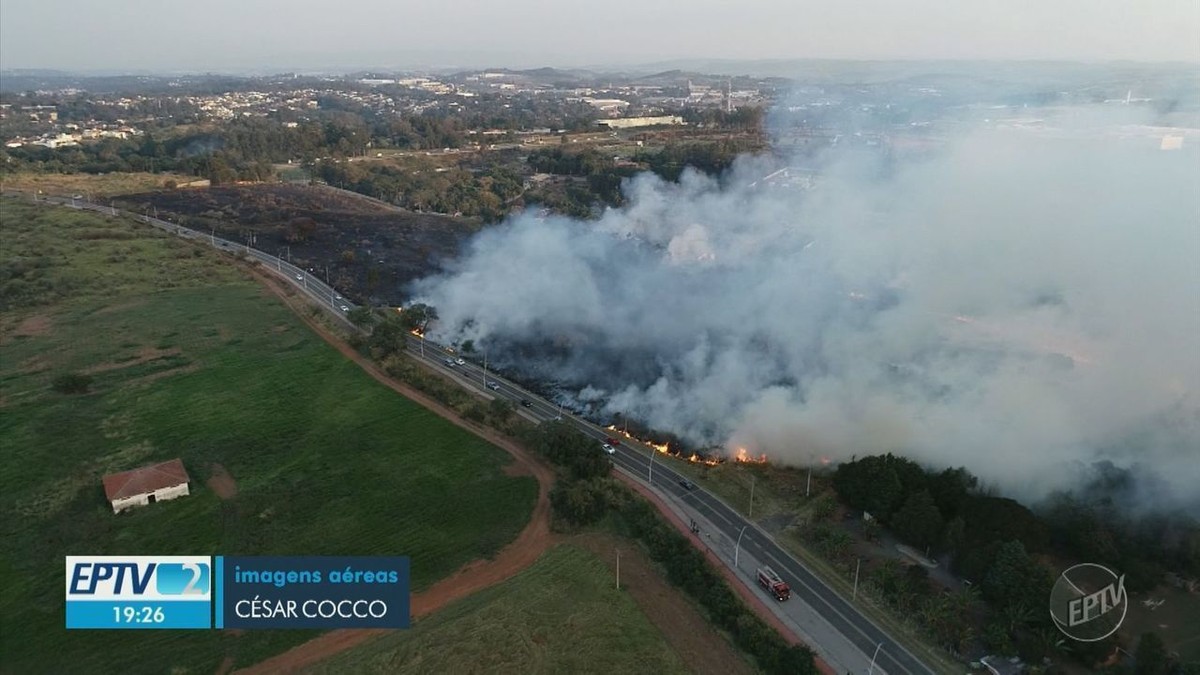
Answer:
[
  {"xmin": 1049, "ymin": 563, "xmax": 1127, "ymax": 642},
  {"xmin": 66, "ymin": 556, "xmax": 211, "ymax": 600}
]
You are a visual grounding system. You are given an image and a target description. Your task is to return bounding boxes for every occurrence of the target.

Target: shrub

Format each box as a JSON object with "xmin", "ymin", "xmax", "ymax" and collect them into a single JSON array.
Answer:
[{"xmin": 51, "ymin": 373, "xmax": 93, "ymax": 394}]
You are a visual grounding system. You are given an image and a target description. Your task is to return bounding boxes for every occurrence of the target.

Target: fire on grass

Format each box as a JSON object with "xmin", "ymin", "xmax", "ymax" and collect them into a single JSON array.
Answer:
[{"xmin": 604, "ymin": 425, "xmax": 768, "ymax": 466}]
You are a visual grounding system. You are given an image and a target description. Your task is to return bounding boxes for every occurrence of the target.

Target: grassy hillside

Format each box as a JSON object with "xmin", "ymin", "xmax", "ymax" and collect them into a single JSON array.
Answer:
[
  {"xmin": 311, "ymin": 544, "xmax": 691, "ymax": 675},
  {"xmin": 0, "ymin": 198, "xmax": 538, "ymax": 674}
]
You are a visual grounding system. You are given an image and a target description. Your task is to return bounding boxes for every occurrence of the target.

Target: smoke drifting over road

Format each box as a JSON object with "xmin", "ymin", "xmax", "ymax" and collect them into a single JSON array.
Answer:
[{"xmin": 413, "ymin": 108, "xmax": 1200, "ymax": 513}]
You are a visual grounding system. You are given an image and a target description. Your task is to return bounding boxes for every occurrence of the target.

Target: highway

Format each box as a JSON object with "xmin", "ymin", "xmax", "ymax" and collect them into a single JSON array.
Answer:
[
  {"xmin": 17, "ymin": 191, "xmax": 934, "ymax": 675},
  {"xmin": 405, "ymin": 339, "xmax": 933, "ymax": 675}
]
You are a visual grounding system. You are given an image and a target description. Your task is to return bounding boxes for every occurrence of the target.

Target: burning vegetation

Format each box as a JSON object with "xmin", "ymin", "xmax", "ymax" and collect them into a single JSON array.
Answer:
[{"xmin": 604, "ymin": 424, "xmax": 768, "ymax": 466}]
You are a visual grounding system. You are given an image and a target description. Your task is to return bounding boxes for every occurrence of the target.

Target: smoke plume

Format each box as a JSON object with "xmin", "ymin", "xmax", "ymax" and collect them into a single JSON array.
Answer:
[{"xmin": 413, "ymin": 106, "xmax": 1200, "ymax": 513}]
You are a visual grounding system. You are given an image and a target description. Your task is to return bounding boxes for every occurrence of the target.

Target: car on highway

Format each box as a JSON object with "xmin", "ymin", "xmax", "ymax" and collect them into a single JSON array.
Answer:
[
  {"xmin": 335, "ymin": 294, "xmax": 342, "ymax": 300},
  {"xmin": 520, "ymin": 399, "xmax": 533, "ymax": 408},
  {"xmin": 295, "ymin": 274, "xmax": 304, "ymax": 281},
  {"xmin": 487, "ymin": 381, "xmax": 501, "ymax": 391},
  {"xmin": 443, "ymin": 358, "xmax": 455, "ymax": 366},
  {"xmin": 679, "ymin": 479, "xmax": 697, "ymax": 490},
  {"xmin": 605, "ymin": 437, "xmax": 621, "ymax": 446},
  {"xmin": 339, "ymin": 305, "xmax": 349, "ymax": 312},
  {"xmin": 455, "ymin": 358, "xmax": 466, "ymax": 366},
  {"xmin": 601, "ymin": 444, "xmax": 616, "ymax": 455}
]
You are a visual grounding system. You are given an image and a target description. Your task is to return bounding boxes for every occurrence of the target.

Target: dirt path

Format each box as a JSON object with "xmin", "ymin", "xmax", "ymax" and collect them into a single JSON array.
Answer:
[
  {"xmin": 616, "ymin": 473, "xmax": 839, "ymax": 675},
  {"xmin": 229, "ymin": 268, "xmax": 556, "ymax": 675},
  {"xmin": 207, "ymin": 463, "xmax": 238, "ymax": 500},
  {"xmin": 573, "ymin": 532, "xmax": 756, "ymax": 675}
]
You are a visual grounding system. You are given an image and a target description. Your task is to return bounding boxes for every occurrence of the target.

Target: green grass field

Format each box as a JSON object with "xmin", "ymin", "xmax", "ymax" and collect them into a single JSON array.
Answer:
[
  {"xmin": 310, "ymin": 544, "xmax": 690, "ymax": 675},
  {"xmin": 0, "ymin": 198, "xmax": 538, "ymax": 674}
]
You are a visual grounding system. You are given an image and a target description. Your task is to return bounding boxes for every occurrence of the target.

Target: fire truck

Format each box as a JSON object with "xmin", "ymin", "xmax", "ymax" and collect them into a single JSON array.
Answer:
[{"xmin": 757, "ymin": 566, "xmax": 791, "ymax": 601}]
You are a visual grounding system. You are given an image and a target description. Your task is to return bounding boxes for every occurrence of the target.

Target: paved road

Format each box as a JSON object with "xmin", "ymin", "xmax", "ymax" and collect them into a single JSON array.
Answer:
[
  {"xmin": 16, "ymin": 191, "xmax": 935, "ymax": 675},
  {"xmin": 399, "ymin": 341, "xmax": 933, "ymax": 675}
]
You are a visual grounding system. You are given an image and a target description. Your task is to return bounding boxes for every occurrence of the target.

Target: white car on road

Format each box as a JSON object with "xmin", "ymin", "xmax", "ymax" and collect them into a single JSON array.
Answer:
[
  {"xmin": 601, "ymin": 444, "xmax": 616, "ymax": 455},
  {"xmin": 455, "ymin": 358, "xmax": 466, "ymax": 366}
]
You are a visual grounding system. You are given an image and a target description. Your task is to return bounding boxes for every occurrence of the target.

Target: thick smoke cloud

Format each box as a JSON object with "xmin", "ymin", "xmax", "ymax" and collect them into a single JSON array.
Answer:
[{"xmin": 413, "ymin": 108, "xmax": 1200, "ymax": 513}]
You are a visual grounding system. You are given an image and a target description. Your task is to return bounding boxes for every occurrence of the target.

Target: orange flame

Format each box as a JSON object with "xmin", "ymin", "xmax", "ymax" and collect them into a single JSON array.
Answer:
[
  {"xmin": 605, "ymin": 425, "xmax": 755, "ymax": 467},
  {"xmin": 606, "ymin": 425, "xmax": 700, "ymax": 460},
  {"xmin": 734, "ymin": 447, "xmax": 768, "ymax": 464}
]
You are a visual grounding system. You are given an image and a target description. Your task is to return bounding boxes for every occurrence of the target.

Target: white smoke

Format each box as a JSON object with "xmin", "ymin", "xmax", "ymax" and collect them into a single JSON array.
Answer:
[{"xmin": 413, "ymin": 106, "xmax": 1200, "ymax": 513}]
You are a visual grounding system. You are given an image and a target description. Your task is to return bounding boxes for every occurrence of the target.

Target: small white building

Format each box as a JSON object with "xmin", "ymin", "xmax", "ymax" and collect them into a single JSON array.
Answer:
[
  {"xmin": 102, "ymin": 459, "xmax": 191, "ymax": 514},
  {"xmin": 594, "ymin": 115, "xmax": 684, "ymax": 129}
]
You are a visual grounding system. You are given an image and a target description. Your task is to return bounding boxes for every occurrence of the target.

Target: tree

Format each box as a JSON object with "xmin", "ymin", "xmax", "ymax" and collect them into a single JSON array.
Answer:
[
  {"xmin": 488, "ymin": 397, "xmax": 513, "ymax": 422},
  {"xmin": 982, "ymin": 540, "xmax": 1052, "ymax": 614},
  {"xmin": 1000, "ymin": 602, "xmax": 1035, "ymax": 635},
  {"xmin": 346, "ymin": 306, "xmax": 375, "ymax": 328},
  {"xmin": 928, "ymin": 467, "xmax": 977, "ymax": 518},
  {"xmin": 367, "ymin": 318, "xmax": 408, "ymax": 358},
  {"xmin": 399, "ymin": 303, "xmax": 438, "ymax": 332},
  {"xmin": 1134, "ymin": 632, "xmax": 1170, "ymax": 675},
  {"xmin": 983, "ymin": 620, "xmax": 1015, "ymax": 655},
  {"xmin": 832, "ymin": 455, "xmax": 903, "ymax": 519},
  {"xmin": 962, "ymin": 495, "xmax": 1049, "ymax": 553},
  {"xmin": 941, "ymin": 516, "xmax": 966, "ymax": 556},
  {"xmin": 892, "ymin": 490, "xmax": 944, "ymax": 550}
]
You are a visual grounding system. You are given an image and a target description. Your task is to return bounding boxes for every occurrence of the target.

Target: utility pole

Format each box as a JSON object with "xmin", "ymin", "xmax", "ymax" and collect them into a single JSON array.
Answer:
[
  {"xmin": 868, "ymin": 643, "xmax": 884, "ymax": 675},
  {"xmin": 482, "ymin": 350, "xmax": 488, "ymax": 388},
  {"xmin": 648, "ymin": 447, "xmax": 655, "ymax": 484},
  {"xmin": 749, "ymin": 475, "xmax": 756, "ymax": 519},
  {"xmin": 734, "ymin": 525, "xmax": 748, "ymax": 568},
  {"xmin": 853, "ymin": 558, "xmax": 861, "ymax": 600},
  {"xmin": 615, "ymin": 548, "xmax": 620, "ymax": 590},
  {"xmin": 806, "ymin": 467, "xmax": 812, "ymax": 497},
  {"xmin": 210, "ymin": 228, "xmax": 216, "ymax": 246}
]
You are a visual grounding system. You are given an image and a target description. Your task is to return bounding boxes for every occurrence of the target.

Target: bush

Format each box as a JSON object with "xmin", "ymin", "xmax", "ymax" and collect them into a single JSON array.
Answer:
[{"xmin": 51, "ymin": 373, "xmax": 93, "ymax": 394}]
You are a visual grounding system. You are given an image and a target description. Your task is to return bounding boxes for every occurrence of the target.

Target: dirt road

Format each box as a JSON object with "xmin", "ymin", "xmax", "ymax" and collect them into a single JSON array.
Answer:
[{"xmin": 230, "ymin": 269, "xmax": 556, "ymax": 675}]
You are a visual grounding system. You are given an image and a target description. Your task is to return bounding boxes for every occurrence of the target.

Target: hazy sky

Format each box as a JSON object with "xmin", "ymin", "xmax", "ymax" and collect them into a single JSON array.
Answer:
[{"xmin": 2, "ymin": 0, "xmax": 1197, "ymax": 72}]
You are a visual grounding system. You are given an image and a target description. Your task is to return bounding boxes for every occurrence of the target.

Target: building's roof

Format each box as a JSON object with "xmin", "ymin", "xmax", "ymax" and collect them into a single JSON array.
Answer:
[{"xmin": 102, "ymin": 459, "xmax": 190, "ymax": 501}]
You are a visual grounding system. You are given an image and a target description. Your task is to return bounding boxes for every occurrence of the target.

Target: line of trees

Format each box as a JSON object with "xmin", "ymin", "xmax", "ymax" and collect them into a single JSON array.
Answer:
[
  {"xmin": 832, "ymin": 454, "xmax": 1200, "ymax": 667},
  {"xmin": 527, "ymin": 422, "xmax": 817, "ymax": 675},
  {"xmin": 312, "ymin": 160, "xmax": 523, "ymax": 221}
]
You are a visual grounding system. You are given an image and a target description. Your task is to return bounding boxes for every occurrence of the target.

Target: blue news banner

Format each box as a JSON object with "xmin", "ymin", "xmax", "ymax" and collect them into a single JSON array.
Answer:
[
  {"xmin": 217, "ymin": 556, "xmax": 410, "ymax": 629},
  {"xmin": 66, "ymin": 556, "xmax": 409, "ymax": 630}
]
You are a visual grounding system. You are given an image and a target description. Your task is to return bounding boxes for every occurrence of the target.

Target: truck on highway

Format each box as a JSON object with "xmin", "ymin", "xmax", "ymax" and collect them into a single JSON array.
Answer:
[{"xmin": 757, "ymin": 566, "xmax": 791, "ymax": 601}]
